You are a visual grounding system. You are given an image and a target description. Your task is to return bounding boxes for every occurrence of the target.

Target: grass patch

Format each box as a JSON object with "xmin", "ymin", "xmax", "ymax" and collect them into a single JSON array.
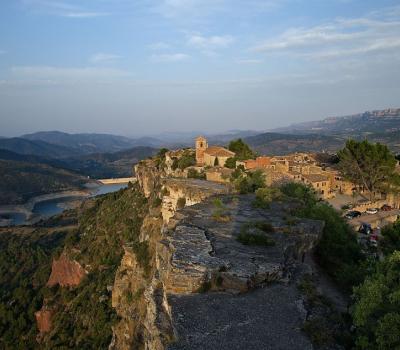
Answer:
[
  {"xmin": 237, "ymin": 232, "xmax": 275, "ymax": 246},
  {"xmin": 197, "ymin": 280, "xmax": 212, "ymax": 293},
  {"xmin": 237, "ymin": 221, "xmax": 275, "ymax": 246},
  {"xmin": 177, "ymin": 197, "xmax": 186, "ymax": 209}
]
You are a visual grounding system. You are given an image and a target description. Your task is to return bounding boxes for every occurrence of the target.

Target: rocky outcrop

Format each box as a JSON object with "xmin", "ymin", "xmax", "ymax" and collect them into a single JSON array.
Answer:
[
  {"xmin": 35, "ymin": 307, "xmax": 53, "ymax": 334},
  {"xmin": 158, "ymin": 196, "xmax": 324, "ymax": 295},
  {"xmin": 112, "ymin": 160, "xmax": 325, "ymax": 349},
  {"xmin": 135, "ymin": 160, "xmax": 164, "ymax": 198},
  {"xmin": 47, "ymin": 253, "xmax": 87, "ymax": 287},
  {"xmin": 111, "ymin": 188, "xmax": 324, "ymax": 349},
  {"xmin": 161, "ymin": 178, "xmax": 231, "ymax": 223}
]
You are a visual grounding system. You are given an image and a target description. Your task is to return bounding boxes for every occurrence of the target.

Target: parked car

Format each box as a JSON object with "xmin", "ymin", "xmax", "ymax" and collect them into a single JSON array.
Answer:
[
  {"xmin": 381, "ymin": 204, "xmax": 393, "ymax": 211},
  {"xmin": 345, "ymin": 210, "xmax": 362, "ymax": 219},
  {"xmin": 359, "ymin": 223, "xmax": 372, "ymax": 235},
  {"xmin": 366, "ymin": 208, "xmax": 378, "ymax": 215}
]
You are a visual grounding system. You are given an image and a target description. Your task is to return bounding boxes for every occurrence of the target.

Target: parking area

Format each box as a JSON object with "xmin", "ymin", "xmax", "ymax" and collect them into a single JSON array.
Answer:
[{"xmin": 348, "ymin": 209, "xmax": 400, "ymax": 230}]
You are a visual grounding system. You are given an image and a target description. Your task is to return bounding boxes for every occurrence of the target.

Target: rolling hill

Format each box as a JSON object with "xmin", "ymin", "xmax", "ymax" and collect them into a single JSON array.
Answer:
[
  {"xmin": 21, "ymin": 131, "xmax": 161, "ymax": 154},
  {"xmin": 0, "ymin": 159, "xmax": 89, "ymax": 205},
  {"xmin": 244, "ymin": 132, "xmax": 346, "ymax": 155},
  {"xmin": 0, "ymin": 138, "xmax": 81, "ymax": 158}
]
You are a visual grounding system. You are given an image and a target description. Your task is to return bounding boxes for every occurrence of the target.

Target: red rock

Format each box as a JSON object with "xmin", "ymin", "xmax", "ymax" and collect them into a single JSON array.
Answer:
[
  {"xmin": 47, "ymin": 253, "xmax": 86, "ymax": 287},
  {"xmin": 35, "ymin": 308, "xmax": 53, "ymax": 334}
]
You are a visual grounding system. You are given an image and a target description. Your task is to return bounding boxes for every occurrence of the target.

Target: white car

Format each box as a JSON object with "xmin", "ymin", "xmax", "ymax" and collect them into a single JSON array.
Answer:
[{"xmin": 366, "ymin": 208, "xmax": 378, "ymax": 215}]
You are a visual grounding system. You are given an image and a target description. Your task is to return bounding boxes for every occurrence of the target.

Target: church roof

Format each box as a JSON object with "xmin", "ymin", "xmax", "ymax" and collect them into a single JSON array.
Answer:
[{"xmin": 204, "ymin": 146, "xmax": 235, "ymax": 157}]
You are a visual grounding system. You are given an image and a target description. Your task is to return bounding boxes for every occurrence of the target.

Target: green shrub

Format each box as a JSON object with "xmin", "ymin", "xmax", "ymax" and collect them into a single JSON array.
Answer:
[
  {"xmin": 282, "ymin": 182, "xmax": 366, "ymax": 291},
  {"xmin": 237, "ymin": 232, "xmax": 275, "ymax": 246},
  {"xmin": 187, "ymin": 168, "xmax": 206, "ymax": 179},
  {"xmin": 225, "ymin": 157, "xmax": 237, "ymax": 169},
  {"xmin": 234, "ymin": 170, "xmax": 265, "ymax": 194},
  {"xmin": 253, "ymin": 187, "xmax": 283, "ymax": 208},
  {"xmin": 197, "ymin": 280, "xmax": 212, "ymax": 293},
  {"xmin": 177, "ymin": 197, "xmax": 186, "ymax": 209}
]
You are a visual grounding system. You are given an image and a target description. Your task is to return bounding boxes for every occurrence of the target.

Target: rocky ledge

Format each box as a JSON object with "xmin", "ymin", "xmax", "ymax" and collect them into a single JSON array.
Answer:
[{"xmin": 159, "ymin": 195, "xmax": 324, "ymax": 295}]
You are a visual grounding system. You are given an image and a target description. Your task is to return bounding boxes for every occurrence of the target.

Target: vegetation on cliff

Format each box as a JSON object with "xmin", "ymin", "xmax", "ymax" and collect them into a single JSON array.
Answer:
[
  {"xmin": 0, "ymin": 183, "xmax": 148, "ymax": 349},
  {"xmin": 280, "ymin": 182, "xmax": 367, "ymax": 291},
  {"xmin": 352, "ymin": 251, "xmax": 400, "ymax": 349}
]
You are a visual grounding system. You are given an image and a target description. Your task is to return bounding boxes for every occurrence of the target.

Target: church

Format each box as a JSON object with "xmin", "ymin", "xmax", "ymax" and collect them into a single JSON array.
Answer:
[{"xmin": 195, "ymin": 136, "xmax": 235, "ymax": 167}]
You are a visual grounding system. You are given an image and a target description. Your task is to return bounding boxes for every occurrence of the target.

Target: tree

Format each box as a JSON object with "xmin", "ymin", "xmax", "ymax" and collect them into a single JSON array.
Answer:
[
  {"xmin": 352, "ymin": 252, "xmax": 400, "ymax": 350},
  {"xmin": 380, "ymin": 218, "xmax": 400, "ymax": 255},
  {"xmin": 338, "ymin": 140, "xmax": 400, "ymax": 200},
  {"xmin": 225, "ymin": 157, "xmax": 237, "ymax": 169},
  {"xmin": 228, "ymin": 139, "xmax": 256, "ymax": 160}
]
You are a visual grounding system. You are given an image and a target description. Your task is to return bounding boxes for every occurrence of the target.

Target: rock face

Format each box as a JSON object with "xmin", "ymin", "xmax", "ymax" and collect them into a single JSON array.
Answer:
[
  {"xmin": 135, "ymin": 159, "xmax": 164, "ymax": 198},
  {"xmin": 161, "ymin": 178, "xmax": 231, "ymax": 223},
  {"xmin": 47, "ymin": 253, "xmax": 87, "ymax": 287},
  {"xmin": 111, "ymin": 161, "xmax": 325, "ymax": 349},
  {"xmin": 35, "ymin": 308, "xmax": 53, "ymax": 334},
  {"xmin": 159, "ymin": 196, "xmax": 324, "ymax": 295}
]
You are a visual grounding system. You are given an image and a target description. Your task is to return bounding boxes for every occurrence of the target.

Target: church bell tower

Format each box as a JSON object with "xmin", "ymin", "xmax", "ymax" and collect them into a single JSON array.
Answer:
[{"xmin": 195, "ymin": 136, "xmax": 208, "ymax": 166}]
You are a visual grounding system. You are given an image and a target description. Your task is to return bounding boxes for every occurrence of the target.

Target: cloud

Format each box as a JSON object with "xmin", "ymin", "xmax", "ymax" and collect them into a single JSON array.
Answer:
[
  {"xmin": 150, "ymin": 53, "xmax": 190, "ymax": 62},
  {"xmin": 148, "ymin": 42, "xmax": 171, "ymax": 50},
  {"xmin": 20, "ymin": 0, "xmax": 110, "ymax": 18},
  {"xmin": 252, "ymin": 8, "xmax": 400, "ymax": 62},
  {"xmin": 237, "ymin": 59, "xmax": 263, "ymax": 64},
  {"xmin": 90, "ymin": 53, "xmax": 121, "ymax": 64},
  {"xmin": 188, "ymin": 35, "xmax": 235, "ymax": 50},
  {"xmin": 62, "ymin": 12, "xmax": 109, "ymax": 18}
]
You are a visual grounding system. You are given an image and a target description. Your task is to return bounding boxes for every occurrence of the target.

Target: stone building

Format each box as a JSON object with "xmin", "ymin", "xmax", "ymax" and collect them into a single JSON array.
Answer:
[
  {"xmin": 195, "ymin": 136, "xmax": 208, "ymax": 166},
  {"xmin": 302, "ymin": 174, "xmax": 332, "ymax": 199},
  {"xmin": 195, "ymin": 136, "xmax": 235, "ymax": 167}
]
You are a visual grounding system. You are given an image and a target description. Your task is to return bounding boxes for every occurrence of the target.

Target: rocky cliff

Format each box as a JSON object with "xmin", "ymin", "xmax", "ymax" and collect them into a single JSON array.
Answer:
[
  {"xmin": 46, "ymin": 252, "xmax": 87, "ymax": 287},
  {"xmin": 110, "ymin": 160, "xmax": 325, "ymax": 349}
]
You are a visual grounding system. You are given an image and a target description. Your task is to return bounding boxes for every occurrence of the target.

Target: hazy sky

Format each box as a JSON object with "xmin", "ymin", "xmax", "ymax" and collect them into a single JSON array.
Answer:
[{"xmin": 0, "ymin": 0, "xmax": 399, "ymax": 137}]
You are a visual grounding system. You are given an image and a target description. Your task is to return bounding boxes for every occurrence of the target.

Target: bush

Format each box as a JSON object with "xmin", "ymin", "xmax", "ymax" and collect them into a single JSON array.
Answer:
[
  {"xmin": 282, "ymin": 182, "xmax": 366, "ymax": 290},
  {"xmin": 187, "ymin": 168, "xmax": 206, "ymax": 180},
  {"xmin": 253, "ymin": 187, "xmax": 283, "ymax": 208},
  {"xmin": 176, "ymin": 151, "xmax": 196, "ymax": 170},
  {"xmin": 237, "ymin": 232, "xmax": 275, "ymax": 246},
  {"xmin": 177, "ymin": 197, "xmax": 186, "ymax": 209},
  {"xmin": 380, "ymin": 218, "xmax": 400, "ymax": 255},
  {"xmin": 352, "ymin": 252, "xmax": 400, "ymax": 350},
  {"xmin": 225, "ymin": 157, "xmax": 237, "ymax": 169},
  {"xmin": 237, "ymin": 221, "xmax": 275, "ymax": 246},
  {"xmin": 234, "ymin": 170, "xmax": 265, "ymax": 194}
]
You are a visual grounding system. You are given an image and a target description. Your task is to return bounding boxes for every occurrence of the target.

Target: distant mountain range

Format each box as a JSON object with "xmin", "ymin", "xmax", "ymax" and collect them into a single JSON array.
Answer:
[
  {"xmin": 244, "ymin": 132, "xmax": 346, "ymax": 155},
  {"xmin": 273, "ymin": 108, "xmax": 400, "ymax": 135}
]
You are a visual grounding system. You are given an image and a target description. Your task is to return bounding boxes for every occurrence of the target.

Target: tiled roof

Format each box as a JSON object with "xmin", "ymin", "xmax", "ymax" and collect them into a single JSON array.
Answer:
[
  {"xmin": 204, "ymin": 146, "xmax": 235, "ymax": 157},
  {"xmin": 303, "ymin": 174, "xmax": 329, "ymax": 183}
]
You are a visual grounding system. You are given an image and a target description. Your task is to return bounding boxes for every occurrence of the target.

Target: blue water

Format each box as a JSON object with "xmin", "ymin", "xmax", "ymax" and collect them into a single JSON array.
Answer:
[
  {"xmin": 91, "ymin": 183, "xmax": 128, "ymax": 196},
  {"xmin": 0, "ymin": 212, "xmax": 27, "ymax": 226},
  {"xmin": 5, "ymin": 183, "xmax": 128, "ymax": 226}
]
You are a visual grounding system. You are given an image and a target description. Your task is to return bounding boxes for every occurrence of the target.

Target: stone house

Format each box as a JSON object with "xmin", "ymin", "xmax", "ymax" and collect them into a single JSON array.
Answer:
[{"xmin": 301, "ymin": 174, "xmax": 332, "ymax": 199}]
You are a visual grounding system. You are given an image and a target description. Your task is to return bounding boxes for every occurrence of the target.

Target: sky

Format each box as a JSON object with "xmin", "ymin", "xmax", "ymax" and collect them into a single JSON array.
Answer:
[{"xmin": 0, "ymin": 0, "xmax": 399, "ymax": 137}]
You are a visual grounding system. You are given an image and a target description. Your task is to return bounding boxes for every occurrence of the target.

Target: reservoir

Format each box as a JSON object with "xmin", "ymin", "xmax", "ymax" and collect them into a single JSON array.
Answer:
[{"xmin": 0, "ymin": 183, "xmax": 128, "ymax": 227}]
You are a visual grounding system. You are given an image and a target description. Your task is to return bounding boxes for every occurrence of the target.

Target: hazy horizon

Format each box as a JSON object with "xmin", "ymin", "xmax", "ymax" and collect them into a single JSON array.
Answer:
[{"xmin": 1, "ymin": 0, "xmax": 400, "ymax": 136}]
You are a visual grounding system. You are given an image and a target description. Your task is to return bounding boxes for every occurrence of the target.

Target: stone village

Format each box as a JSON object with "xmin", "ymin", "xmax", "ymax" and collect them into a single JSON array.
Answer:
[{"xmin": 164, "ymin": 136, "xmax": 400, "ymax": 232}]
